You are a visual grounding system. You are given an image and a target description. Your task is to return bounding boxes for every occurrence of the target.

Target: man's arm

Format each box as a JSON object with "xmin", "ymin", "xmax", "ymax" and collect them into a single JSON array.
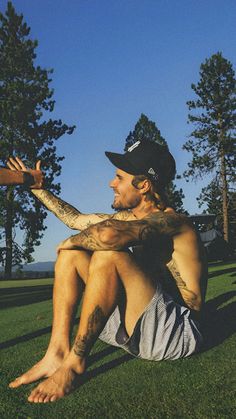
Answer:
[
  {"xmin": 31, "ymin": 189, "xmax": 134, "ymax": 230},
  {"xmin": 57, "ymin": 212, "xmax": 186, "ymax": 253},
  {"xmin": 7, "ymin": 156, "xmax": 135, "ymax": 230}
]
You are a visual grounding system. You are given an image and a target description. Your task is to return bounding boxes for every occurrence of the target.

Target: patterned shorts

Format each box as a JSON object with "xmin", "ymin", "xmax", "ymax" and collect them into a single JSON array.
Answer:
[{"xmin": 99, "ymin": 283, "xmax": 203, "ymax": 361}]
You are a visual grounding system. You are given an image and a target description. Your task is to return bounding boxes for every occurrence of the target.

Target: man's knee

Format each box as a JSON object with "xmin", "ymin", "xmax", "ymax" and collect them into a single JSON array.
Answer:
[
  {"xmin": 90, "ymin": 250, "xmax": 131, "ymax": 269},
  {"xmin": 55, "ymin": 249, "xmax": 91, "ymax": 271}
]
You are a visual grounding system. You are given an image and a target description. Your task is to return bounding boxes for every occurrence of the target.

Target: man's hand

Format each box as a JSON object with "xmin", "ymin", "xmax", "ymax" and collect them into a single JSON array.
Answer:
[{"xmin": 7, "ymin": 157, "xmax": 44, "ymax": 189}]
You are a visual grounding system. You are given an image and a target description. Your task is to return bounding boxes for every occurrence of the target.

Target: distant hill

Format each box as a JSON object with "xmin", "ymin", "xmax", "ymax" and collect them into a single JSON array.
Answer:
[
  {"xmin": 22, "ymin": 261, "xmax": 55, "ymax": 271},
  {"xmin": 0, "ymin": 261, "xmax": 55, "ymax": 272}
]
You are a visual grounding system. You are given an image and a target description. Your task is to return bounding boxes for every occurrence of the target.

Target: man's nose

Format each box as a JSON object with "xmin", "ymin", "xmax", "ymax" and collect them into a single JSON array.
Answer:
[{"xmin": 109, "ymin": 178, "xmax": 116, "ymax": 188}]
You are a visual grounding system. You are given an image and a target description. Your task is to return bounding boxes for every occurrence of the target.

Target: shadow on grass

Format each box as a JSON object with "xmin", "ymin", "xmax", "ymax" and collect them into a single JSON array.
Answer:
[
  {"xmin": 208, "ymin": 267, "xmax": 236, "ymax": 279},
  {"xmin": 0, "ymin": 315, "xmax": 133, "ymax": 376},
  {"xmin": 79, "ymin": 351, "xmax": 133, "ymax": 387},
  {"xmin": 0, "ymin": 324, "xmax": 52, "ymax": 350},
  {"xmin": 0, "ymin": 285, "xmax": 53, "ymax": 309},
  {"xmin": 208, "ymin": 259, "xmax": 236, "ymax": 268},
  {"xmin": 202, "ymin": 291, "xmax": 236, "ymax": 351}
]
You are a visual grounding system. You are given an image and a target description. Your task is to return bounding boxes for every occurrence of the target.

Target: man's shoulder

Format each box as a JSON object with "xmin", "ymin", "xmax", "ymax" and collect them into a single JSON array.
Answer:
[
  {"xmin": 143, "ymin": 210, "xmax": 192, "ymax": 235},
  {"xmin": 145, "ymin": 209, "xmax": 188, "ymax": 222},
  {"xmin": 112, "ymin": 210, "xmax": 136, "ymax": 221}
]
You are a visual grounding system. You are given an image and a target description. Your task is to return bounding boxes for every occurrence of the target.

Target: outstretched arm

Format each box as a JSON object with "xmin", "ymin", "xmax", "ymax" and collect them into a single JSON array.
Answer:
[
  {"xmin": 57, "ymin": 212, "xmax": 186, "ymax": 253},
  {"xmin": 7, "ymin": 157, "xmax": 135, "ymax": 230},
  {"xmin": 29, "ymin": 189, "xmax": 134, "ymax": 230}
]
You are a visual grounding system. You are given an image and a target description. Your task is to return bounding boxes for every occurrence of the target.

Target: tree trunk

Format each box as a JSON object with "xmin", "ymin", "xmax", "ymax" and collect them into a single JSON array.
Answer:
[
  {"xmin": 4, "ymin": 187, "xmax": 13, "ymax": 279},
  {"xmin": 220, "ymin": 149, "xmax": 229, "ymax": 242}
]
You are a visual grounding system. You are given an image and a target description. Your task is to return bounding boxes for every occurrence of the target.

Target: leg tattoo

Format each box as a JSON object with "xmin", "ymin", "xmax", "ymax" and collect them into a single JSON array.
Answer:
[{"xmin": 73, "ymin": 305, "xmax": 106, "ymax": 358}]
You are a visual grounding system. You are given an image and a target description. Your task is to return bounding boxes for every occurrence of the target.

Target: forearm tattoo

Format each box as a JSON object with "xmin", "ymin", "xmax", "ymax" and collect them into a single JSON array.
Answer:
[
  {"xmin": 68, "ymin": 218, "xmax": 148, "ymax": 251},
  {"xmin": 32, "ymin": 189, "xmax": 133, "ymax": 230},
  {"xmin": 32, "ymin": 189, "xmax": 83, "ymax": 228},
  {"xmin": 66, "ymin": 212, "xmax": 188, "ymax": 252},
  {"xmin": 73, "ymin": 305, "xmax": 106, "ymax": 358},
  {"xmin": 167, "ymin": 259, "xmax": 198, "ymax": 310}
]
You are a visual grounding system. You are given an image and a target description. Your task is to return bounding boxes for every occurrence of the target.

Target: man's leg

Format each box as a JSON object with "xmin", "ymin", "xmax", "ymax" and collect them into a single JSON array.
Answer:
[
  {"xmin": 9, "ymin": 249, "xmax": 91, "ymax": 388},
  {"xmin": 27, "ymin": 250, "xmax": 156, "ymax": 403}
]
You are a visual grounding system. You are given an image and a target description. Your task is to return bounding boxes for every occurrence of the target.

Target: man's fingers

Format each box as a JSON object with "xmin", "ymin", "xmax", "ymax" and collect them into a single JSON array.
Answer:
[
  {"xmin": 7, "ymin": 157, "xmax": 26, "ymax": 171},
  {"xmin": 7, "ymin": 157, "xmax": 41, "ymax": 172},
  {"xmin": 6, "ymin": 161, "xmax": 16, "ymax": 171},
  {"xmin": 36, "ymin": 160, "xmax": 41, "ymax": 171},
  {"xmin": 15, "ymin": 156, "xmax": 27, "ymax": 171}
]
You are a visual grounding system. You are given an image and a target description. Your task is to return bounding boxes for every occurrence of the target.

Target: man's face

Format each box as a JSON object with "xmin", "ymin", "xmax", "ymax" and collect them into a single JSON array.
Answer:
[{"xmin": 109, "ymin": 169, "xmax": 142, "ymax": 210}]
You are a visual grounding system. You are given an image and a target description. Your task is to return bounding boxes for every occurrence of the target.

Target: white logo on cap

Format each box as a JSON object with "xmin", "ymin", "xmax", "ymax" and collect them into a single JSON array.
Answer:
[
  {"xmin": 148, "ymin": 168, "xmax": 156, "ymax": 175},
  {"xmin": 148, "ymin": 168, "xmax": 159, "ymax": 181},
  {"xmin": 128, "ymin": 141, "xmax": 141, "ymax": 152}
]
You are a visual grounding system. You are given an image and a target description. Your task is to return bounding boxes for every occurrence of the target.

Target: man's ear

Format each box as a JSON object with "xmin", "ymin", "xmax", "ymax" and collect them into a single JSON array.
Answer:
[{"xmin": 139, "ymin": 179, "xmax": 151, "ymax": 195}]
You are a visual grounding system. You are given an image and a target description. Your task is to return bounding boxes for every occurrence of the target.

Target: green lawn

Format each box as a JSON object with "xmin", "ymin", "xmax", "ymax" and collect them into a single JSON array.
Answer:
[{"xmin": 1, "ymin": 262, "xmax": 236, "ymax": 419}]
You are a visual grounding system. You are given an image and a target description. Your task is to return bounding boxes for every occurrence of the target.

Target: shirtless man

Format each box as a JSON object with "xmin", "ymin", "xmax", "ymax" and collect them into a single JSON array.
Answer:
[{"xmin": 7, "ymin": 140, "xmax": 207, "ymax": 403}]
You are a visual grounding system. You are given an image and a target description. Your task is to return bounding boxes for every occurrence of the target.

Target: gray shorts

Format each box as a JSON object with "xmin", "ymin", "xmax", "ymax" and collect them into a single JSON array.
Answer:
[{"xmin": 99, "ymin": 283, "xmax": 203, "ymax": 361}]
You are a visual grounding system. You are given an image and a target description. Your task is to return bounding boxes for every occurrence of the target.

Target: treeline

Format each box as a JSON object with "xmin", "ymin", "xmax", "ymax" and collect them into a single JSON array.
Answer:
[{"xmin": 0, "ymin": 270, "xmax": 54, "ymax": 280}]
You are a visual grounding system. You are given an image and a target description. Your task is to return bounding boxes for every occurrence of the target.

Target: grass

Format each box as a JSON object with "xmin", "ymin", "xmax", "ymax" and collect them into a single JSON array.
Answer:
[{"xmin": 0, "ymin": 262, "xmax": 236, "ymax": 419}]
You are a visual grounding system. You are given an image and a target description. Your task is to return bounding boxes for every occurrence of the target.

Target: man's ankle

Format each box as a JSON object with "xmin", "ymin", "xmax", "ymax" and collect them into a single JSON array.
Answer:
[
  {"xmin": 47, "ymin": 342, "xmax": 70, "ymax": 358},
  {"xmin": 64, "ymin": 352, "xmax": 86, "ymax": 375}
]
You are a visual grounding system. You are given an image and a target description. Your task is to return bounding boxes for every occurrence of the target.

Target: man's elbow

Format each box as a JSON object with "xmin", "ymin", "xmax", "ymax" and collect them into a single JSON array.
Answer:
[{"xmin": 98, "ymin": 228, "xmax": 122, "ymax": 248}]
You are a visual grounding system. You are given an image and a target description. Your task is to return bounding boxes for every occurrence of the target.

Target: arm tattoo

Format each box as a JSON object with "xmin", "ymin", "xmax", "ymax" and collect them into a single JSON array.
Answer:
[
  {"xmin": 167, "ymin": 259, "xmax": 199, "ymax": 310},
  {"xmin": 73, "ymin": 305, "xmax": 106, "ymax": 358},
  {"xmin": 68, "ymin": 218, "xmax": 150, "ymax": 251},
  {"xmin": 63, "ymin": 212, "xmax": 189, "ymax": 252},
  {"xmin": 32, "ymin": 189, "xmax": 83, "ymax": 228},
  {"xmin": 146, "ymin": 212, "xmax": 189, "ymax": 236},
  {"xmin": 32, "ymin": 190, "xmax": 133, "ymax": 230}
]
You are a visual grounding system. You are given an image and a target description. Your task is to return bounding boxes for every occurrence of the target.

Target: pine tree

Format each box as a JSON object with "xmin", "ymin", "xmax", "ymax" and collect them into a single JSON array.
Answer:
[
  {"xmin": 183, "ymin": 52, "xmax": 236, "ymax": 242},
  {"xmin": 0, "ymin": 2, "xmax": 75, "ymax": 278},
  {"xmin": 124, "ymin": 114, "xmax": 186, "ymax": 212}
]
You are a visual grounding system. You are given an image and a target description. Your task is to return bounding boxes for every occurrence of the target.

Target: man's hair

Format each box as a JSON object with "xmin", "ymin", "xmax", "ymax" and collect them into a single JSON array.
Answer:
[{"xmin": 131, "ymin": 175, "xmax": 168, "ymax": 211}]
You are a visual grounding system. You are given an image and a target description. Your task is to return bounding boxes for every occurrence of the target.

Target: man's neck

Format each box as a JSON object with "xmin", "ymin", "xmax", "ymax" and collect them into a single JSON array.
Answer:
[{"xmin": 131, "ymin": 200, "xmax": 159, "ymax": 219}]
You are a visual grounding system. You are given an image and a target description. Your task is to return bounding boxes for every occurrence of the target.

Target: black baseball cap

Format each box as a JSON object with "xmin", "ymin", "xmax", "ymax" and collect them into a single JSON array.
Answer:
[{"xmin": 105, "ymin": 140, "xmax": 176, "ymax": 186}]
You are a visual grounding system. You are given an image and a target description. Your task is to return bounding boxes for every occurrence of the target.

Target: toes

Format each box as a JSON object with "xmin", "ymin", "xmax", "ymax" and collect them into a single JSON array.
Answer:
[
  {"xmin": 28, "ymin": 389, "xmax": 62, "ymax": 404},
  {"xmin": 28, "ymin": 388, "xmax": 41, "ymax": 403},
  {"xmin": 9, "ymin": 369, "xmax": 43, "ymax": 388},
  {"xmin": 9, "ymin": 376, "xmax": 24, "ymax": 388},
  {"xmin": 43, "ymin": 395, "xmax": 51, "ymax": 403},
  {"xmin": 50, "ymin": 393, "xmax": 61, "ymax": 402},
  {"xmin": 37, "ymin": 393, "xmax": 48, "ymax": 403}
]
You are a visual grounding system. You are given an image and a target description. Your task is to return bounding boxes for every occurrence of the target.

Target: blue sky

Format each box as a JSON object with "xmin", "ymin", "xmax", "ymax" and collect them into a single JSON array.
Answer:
[{"xmin": 1, "ymin": 0, "xmax": 236, "ymax": 262}]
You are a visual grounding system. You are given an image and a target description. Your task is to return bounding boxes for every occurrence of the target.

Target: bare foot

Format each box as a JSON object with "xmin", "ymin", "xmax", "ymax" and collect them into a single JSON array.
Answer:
[
  {"xmin": 9, "ymin": 350, "xmax": 68, "ymax": 389},
  {"xmin": 27, "ymin": 363, "xmax": 84, "ymax": 403}
]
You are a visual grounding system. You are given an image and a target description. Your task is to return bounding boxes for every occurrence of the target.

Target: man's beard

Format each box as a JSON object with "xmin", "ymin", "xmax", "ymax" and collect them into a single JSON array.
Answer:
[
  {"xmin": 111, "ymin": 203, "xmax": 124, "ymax": 211},
  {"xmin": 111, "ymin": 196, "xmax": 141, "ymax": 211}
]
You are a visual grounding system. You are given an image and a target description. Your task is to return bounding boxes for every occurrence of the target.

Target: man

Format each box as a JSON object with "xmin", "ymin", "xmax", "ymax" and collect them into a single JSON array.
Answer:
[
  {"xmin": 7, "ymin": 141, "xmax": 207, "ymax": 403},
  {"xmin": 0, "ymin": 162, "xmax": 43, "ymax": 187}
]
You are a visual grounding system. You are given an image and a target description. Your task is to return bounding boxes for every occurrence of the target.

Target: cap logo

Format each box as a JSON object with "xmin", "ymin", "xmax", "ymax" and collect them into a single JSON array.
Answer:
[
  {"xmin": 128, "ymin": 141, "xmax": 141, "ymax": 152},
  {"xmin": 148, "ymin": 167, "xmax": 159, "ymax": 181}
]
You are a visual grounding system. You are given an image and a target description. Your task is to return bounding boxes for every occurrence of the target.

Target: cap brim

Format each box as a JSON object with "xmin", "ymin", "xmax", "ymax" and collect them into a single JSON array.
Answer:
[{"xmin": 105, "ymin": 151, "xmax": 140, "ymax": 175}]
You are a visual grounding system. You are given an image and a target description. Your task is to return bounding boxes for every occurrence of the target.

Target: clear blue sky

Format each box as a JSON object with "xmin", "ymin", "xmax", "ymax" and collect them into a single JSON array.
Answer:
[{"xmin": 1, "ymin": 0, "xmax": 236, "ymax": 262}]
